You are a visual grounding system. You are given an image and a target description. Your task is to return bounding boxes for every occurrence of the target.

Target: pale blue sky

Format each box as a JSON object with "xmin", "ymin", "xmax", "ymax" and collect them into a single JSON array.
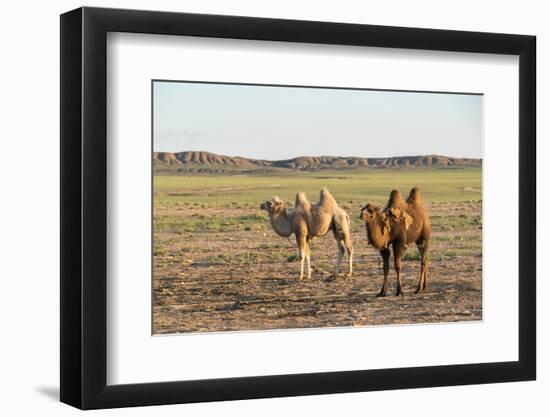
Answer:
[{"xmin": 153, "ymin": 81, "xmax": 482, "ymax": 159}]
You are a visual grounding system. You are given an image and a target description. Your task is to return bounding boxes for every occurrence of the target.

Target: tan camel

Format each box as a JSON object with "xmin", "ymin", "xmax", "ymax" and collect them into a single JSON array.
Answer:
[
  {"xmin": 360, "ymin": 188, "xmax": 431, "ymax": 296},
  {"xmin": 260, "ymin": 188, "xmax": 353, "ymax": 280}
]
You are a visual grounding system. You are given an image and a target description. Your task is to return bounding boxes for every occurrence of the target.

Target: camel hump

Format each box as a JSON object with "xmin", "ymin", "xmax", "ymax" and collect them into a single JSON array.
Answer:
[
  {"xmin": 295, "ymin": 192, "xmax": 310, "ymax": 208},
  {"xmin": 406, "ymin": 187, "xmax": 423, "ymax": 205},
  {"xmin": 386, "ymin": 189, "xmax": 406, "ymax": 209},
  {"xmin": 319, "ymin": 188, "xmax": 338, "ymax": 208},
  {"xmin": 388, "ymin": 207, "xmax": 413, "ymax": 230}
]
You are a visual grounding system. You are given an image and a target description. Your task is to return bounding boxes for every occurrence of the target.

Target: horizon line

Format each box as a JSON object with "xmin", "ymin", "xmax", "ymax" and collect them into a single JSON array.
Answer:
[{"xmin": 152, "ymin": 150, "xmax": 483, "ymax": 161}]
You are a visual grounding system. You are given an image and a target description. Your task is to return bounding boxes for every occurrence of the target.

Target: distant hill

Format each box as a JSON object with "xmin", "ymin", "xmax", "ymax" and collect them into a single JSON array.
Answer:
[{"xmin": 153, "ymin": 151, "xmax": 482, "ymax": 174}]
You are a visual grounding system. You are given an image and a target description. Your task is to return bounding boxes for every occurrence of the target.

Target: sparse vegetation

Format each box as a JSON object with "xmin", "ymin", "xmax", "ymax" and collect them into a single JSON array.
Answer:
[
  {"xmin": 153, "ymin": 167, "xmax": 482, "ymax": 334},
  {"xmin": 403, "ymin": 249, "xmax": 421, "ymax": 261},
  {"xmin": 287, "ymin": 254, "xmax": 299, "ymax": 262}
]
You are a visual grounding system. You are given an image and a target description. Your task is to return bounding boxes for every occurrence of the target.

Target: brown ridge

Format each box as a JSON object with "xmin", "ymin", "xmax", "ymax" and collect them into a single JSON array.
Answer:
[{"xmin": 153, "ymin": 151, "xmax": 481, "ymax": 173}]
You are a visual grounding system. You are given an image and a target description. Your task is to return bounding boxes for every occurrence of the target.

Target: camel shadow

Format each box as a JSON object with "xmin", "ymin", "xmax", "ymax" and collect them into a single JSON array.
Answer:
[{"xmin": 35, "ymin": 386, "xmax": 59, "ymax": 401}]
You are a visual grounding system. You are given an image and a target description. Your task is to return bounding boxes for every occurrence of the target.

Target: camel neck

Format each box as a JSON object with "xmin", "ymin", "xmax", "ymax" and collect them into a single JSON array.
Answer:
[
  {"xmin": 269, "ymin": 209, "xmax": 293, "ymax": 238},
  {"xmin": 366, "ymin": 216, "xmax": 389, "ymax": 249}
]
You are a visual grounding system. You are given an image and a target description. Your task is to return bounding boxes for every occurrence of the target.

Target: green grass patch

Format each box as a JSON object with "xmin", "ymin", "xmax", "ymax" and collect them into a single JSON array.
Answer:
[
  {"xmin": 259, "ymin": 242, "xmax": 284, "ymax": 250},
  {"xmin": 206, "ymin": 252, "xmax": 262, "ymax": 265},
  {"xmin": 287, "ymin": 254, "xmax": 299, "ymax": 262},
  {"xmin": 154, "ymin": 213, "xmax": 266, "ymax": 233},
  {"xmin": 154, "ymin": 167, "xmax": 483, "ymax": 207},
  {"xmin": 431, "ymin": 214, "xmax": 482, "ymax": 231},
  {"xmin": 403, "ymin": 249, "xmax": 421, "ymax": 261}
]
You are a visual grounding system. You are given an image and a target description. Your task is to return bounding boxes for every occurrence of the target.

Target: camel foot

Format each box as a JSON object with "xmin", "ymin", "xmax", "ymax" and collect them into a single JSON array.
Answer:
[
  {"xmin": 414, "ymin": 288, "xmax": 423, "ymax": 294},
  {"xmin": 395, "ymin": 290, "xmax": 404, "ymax": 297},
  {"xmin": 376, "ymin": 291, "xmax": 387, "ymax": 298}
]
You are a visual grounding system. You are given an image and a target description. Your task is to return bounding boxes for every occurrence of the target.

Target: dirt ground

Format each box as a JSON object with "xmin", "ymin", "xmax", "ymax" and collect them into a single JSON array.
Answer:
[{"xmin": 153, "ymin": 200, "xmax": 482, "ymax": 334}]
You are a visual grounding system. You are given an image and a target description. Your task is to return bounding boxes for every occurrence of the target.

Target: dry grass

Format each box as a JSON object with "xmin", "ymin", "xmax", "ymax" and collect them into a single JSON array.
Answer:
[{"xmin": 153, "ymin": 169, "xmax": 482, "ymax": 334}]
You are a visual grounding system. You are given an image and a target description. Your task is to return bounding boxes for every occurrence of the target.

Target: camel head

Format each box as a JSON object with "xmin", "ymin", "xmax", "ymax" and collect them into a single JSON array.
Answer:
[
  {"xmin": 360, "ymin": 203, "xmax": 391, "ymax": 246},
  {"xmin": 260, "ymin": 196, "xmax": 285, "ymax": 214},
  {"xmin": 360, "ymin": 203, "xmax": 387, "ymax": 224}
]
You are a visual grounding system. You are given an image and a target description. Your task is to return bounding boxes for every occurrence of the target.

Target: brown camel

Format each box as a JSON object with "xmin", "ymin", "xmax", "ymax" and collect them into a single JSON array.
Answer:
[
  {"xmin": 260, "ymin": 188, "xmax": 353, "ymax": 280},
  {"xmin": 360, "ymin": 187, "xmax": 431, "ymax": 296}
]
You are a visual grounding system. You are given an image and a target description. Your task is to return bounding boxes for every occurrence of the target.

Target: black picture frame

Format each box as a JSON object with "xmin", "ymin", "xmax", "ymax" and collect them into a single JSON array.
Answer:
[{"xmin": 60, "ymin": 6, "xmax": 536, "ymax": 410}]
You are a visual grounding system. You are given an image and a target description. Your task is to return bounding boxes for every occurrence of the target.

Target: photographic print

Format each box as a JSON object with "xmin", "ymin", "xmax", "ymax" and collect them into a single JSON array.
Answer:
[{"xmin": 152, "ymin": 81, "xmax": 483, "ymax": 335}]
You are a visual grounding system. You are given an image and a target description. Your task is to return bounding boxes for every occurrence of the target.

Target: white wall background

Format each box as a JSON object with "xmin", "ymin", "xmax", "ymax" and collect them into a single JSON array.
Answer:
[{"xmin": 0, "ymin": 0, "xmax": 545, "ymax": 415}]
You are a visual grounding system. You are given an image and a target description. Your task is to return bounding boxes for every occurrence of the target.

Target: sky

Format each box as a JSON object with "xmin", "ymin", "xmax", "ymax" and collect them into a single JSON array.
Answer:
[{"xmin": 153, "ymin": 81, "xmax": 483, "ymax": 160}]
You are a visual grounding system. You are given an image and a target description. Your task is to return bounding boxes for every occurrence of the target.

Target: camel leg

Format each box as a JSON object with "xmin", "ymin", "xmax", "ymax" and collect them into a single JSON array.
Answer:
[
  {"xmin": 415, "ymin": 240, "xmax": 429, "ymax": 293},
  {"xmin": 299, "ymin": 250, "xmax": 305, "ymax": 280},
  {"xmin": 415, "ymin": 241, "xmax": 423, "ymax": 292},
  {"xmin": 334, "ymin": 240, "xmax": 345, "ymax": 277},
  {"xmin": 296, "ymin": 232, "xmax": 308, "ymax": 280},
  {"xmin": 331, "ymin": 226, "xmax": 345, "ymax": 278},
  {"xmin": 421, "ymin": 240, "xmax": 429, "ymax": 291},
  {"xmin": 344, "ymin": 236, "xmax": 353, "ymax": 277},
  {"xmin": 422, "ymin": 260, "xmax": 429, "ymax": 290},
  {"xmin": 377, "ymin": 248, "xmax": 391, "ymax": 297},
  {"xmin": 393, "ymin": 243, "xmax": 405, "ymax": 296},
  {"xmin": 306, "ymin": 242, "xmax": 312, "ymax": 280}
]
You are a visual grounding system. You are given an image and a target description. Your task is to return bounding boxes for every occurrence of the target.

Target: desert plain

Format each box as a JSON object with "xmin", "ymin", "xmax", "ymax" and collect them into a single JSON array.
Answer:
[{"xmin": 153, "ymin": 155, "xmax": 482, "ymax": 334}]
